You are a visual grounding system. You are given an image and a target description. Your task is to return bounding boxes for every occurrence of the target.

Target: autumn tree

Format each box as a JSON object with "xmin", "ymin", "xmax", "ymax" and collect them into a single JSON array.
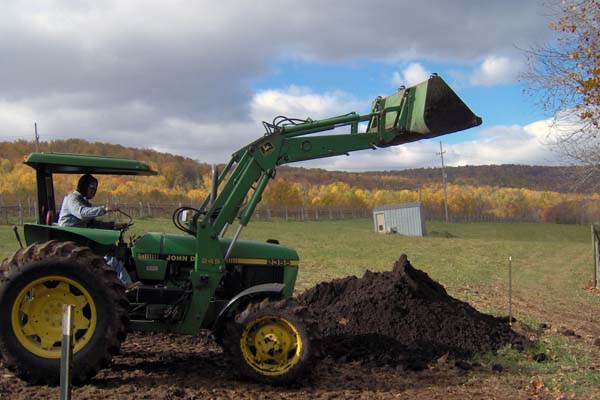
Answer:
[
  {"xmin": 262, "ymin": 179, "xmax": 304, "ymax": 207},
  {"xmin": 523, "ymin": 0, "xmax": 600, "ymax": 188}
]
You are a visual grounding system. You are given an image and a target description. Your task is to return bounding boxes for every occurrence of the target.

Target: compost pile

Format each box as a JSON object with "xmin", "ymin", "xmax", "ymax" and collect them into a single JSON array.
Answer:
[{"xmin": 299, "ymin": 254, "xmax": 525, "ymax": 369}]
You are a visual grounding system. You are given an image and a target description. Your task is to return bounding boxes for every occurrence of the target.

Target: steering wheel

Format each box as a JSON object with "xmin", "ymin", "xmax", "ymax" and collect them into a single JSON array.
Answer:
[{"xmin": 117, "ymin": 209, "xmax": 134, "ymax": 232}]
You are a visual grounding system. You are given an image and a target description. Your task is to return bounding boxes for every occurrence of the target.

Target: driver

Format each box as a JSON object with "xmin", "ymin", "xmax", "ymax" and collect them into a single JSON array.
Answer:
[
  {"xmin": 58, "ymin": 174, "xmax": 122, "ymax": 229},
  {"xmin": 58, "ymin": 174, "xmax": 133, "ymax": 285}
]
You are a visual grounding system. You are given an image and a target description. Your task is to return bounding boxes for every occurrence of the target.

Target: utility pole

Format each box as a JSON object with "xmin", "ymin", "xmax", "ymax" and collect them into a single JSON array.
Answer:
[
  {"xmin": 437, "ymin": 141, "xmax": 449, "ymax": 222},
  {"xmin": 34, "ymin": 123, "xmax": 40, "ymax": 152}
]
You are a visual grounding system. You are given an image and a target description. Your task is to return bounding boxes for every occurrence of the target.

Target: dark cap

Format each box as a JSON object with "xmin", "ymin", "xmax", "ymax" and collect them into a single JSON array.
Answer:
[{"xmin": 77, "ymin": 174, "xmax": 98, "ymax": 195}]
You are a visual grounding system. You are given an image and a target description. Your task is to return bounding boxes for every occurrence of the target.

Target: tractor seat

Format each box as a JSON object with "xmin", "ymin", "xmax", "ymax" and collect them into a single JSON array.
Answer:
[{"xmin": 45, "ymin": 210, "xmax": 56, "ymax": 226}]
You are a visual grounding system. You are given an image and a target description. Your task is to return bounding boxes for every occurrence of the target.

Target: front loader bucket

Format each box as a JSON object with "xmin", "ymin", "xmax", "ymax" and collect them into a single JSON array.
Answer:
[{"xmin": 372, "ymin": 75, "xmax": 482, "ymax": 146}]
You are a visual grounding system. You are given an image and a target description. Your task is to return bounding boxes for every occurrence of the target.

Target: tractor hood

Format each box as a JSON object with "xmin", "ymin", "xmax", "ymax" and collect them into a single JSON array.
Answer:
[{"xmin": 131, "ymin": 232, "xmax": 299, "ymax": 265}]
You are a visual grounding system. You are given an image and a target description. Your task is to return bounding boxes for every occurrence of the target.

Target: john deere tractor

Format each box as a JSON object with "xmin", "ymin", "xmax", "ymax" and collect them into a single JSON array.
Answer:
[{"xmin": 0, "ymin": 75, "xmax": 481, "ymax": 385}]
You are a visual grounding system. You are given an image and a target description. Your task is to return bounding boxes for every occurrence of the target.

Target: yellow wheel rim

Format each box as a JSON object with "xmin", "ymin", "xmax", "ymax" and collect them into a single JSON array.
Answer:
[
  {"xmin": 240, "ymin": 315, "xmax": 303, "ymax": 376},
  {"xmin": 11, "ymin": 275, "xmax": 97, "ymax": 359}
]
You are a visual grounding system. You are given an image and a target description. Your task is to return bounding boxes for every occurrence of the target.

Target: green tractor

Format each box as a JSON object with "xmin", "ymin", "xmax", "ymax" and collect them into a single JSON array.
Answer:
[{"xmin": 0, "ymin": 75, "xmax": 481, "ymax": 385}]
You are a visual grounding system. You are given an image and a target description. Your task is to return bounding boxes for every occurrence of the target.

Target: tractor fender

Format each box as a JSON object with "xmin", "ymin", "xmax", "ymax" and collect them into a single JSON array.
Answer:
[{"xmin": 211, "ymin": 283, "xmax": 285, "ymax": 343}]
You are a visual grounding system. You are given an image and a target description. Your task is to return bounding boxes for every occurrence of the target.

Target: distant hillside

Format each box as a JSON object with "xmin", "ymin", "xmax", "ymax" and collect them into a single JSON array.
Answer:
[
  {"xmin": 0, "ymin": 139, "xmax": 211, "ymax": 188},
  {"xmin": 387, "ymin": 165, "xmax": 578, "ymax": 192},
  {"xmin": 0, "ymin": 139, "xmax": 586, "ymax": 194},
  {"xmin": 276, "ymin": 164, "xmax": 583, "ymax": 194}
]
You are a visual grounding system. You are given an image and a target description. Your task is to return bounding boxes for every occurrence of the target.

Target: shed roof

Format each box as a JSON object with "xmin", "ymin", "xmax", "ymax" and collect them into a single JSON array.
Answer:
[{"xmin": 373, "ymin": 202, "xmax": 423, "ymax": 212}]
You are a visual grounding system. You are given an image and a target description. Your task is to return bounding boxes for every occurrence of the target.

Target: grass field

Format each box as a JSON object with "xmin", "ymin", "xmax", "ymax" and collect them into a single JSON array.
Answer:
[{"xmin": 1, "ymin": 218, "xmax": 599, "ymax": 397}]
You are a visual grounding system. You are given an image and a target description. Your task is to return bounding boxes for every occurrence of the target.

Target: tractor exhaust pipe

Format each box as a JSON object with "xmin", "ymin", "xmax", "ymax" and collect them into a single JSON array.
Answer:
[{"xmin": 209, "ymin": 164, "xmax": 219, "ymax": 206}]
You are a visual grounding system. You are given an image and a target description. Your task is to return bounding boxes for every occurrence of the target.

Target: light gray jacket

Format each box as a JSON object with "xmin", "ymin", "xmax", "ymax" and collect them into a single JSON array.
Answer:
[{"xmin": 57, "ymin": 191, "xmax": 107, "ymax": 227}]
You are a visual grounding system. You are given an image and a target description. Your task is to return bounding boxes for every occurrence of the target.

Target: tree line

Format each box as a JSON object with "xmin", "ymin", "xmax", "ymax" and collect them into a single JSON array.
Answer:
[
  {"xmin": 1, "ymin": 139, "xmax": 599, "ymax": 224},
  {"xmin": 2, "ymin": 168, "xmax": 599, "ymax": 224}
]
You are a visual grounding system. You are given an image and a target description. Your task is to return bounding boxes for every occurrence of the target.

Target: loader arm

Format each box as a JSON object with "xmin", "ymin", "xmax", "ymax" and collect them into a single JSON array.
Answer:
[{"xmin": 191, "ymin": 75, "xmax": 481, "ymax": 278}]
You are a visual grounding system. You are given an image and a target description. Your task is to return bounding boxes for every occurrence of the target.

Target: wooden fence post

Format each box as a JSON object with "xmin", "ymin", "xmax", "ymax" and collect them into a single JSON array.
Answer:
[
  {"xmin": 592, "ymin": 224, "xmax": 600, "ymax": 288},
  {"xmin": 508, "ymin": 256, "xmax": 513, "ymax": 326}
]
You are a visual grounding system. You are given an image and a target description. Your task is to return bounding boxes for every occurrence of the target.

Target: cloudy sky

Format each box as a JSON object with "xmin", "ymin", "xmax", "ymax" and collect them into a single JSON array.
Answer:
[{"xmin": 0, "ymin": 0, "xmax": 562, "ymax": 171}]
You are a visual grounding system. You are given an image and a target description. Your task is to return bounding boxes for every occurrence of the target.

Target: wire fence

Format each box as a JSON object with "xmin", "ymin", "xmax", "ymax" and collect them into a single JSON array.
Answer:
[
  {"xmin": 0, "ymin": 202, "xmax": 592, "ymax": 226},
  {"xmin": 0, "ymin": 205, "xmax": 28, "ymax": 225},
  {"xmin": 0, "ymin": 203, "xmax": 373, "ymax": 225},
  {"xmin": 254, "ymin": 207, "xmax": 371, "ymax": 221}
]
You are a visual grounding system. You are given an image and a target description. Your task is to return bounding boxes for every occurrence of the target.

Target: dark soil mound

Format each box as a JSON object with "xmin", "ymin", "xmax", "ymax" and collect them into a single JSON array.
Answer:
[{"xmin": 299, "ymin": 255, "xmax": 525, "ymax": 369}]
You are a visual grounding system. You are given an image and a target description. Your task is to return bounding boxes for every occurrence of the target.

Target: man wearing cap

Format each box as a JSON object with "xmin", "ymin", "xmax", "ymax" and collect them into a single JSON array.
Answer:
[
  {"xmin": 58, "ymin": 174, "xmax": 133, "ymax": 285},
  {"xmin": 58, "ymin": 174, "xmax": 121, "ymax": 229}
]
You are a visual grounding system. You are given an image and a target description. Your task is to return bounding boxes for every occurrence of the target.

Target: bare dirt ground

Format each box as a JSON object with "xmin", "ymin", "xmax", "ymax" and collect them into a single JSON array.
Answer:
[
  {"xmin": 1, "ymin": 256, "xmax": 599, "ymax": 399},
  {"xmin": 0, "ymin": 331, "xmax": 555, "ymax": 400}
]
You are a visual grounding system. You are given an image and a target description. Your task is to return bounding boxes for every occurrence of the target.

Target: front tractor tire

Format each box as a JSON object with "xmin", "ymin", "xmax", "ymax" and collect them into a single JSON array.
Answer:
[
  {"xmin": 0, "ymin": 241, "xmax": 129, "ymax": 385},
  {"xmin": 223, "ymin": 298, "xmax": 318, "ymax": 385}
]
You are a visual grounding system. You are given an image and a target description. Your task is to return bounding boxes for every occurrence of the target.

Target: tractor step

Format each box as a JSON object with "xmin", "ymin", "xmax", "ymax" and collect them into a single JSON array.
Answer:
[{"xmin": 130, "ymin": 285, "xmax": 188, "ymax": 304}]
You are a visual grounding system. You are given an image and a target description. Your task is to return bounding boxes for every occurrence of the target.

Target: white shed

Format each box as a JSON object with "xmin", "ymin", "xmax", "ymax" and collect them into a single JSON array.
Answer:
[{"xmin": 373, "ymin": 202, "xmax": 426, "ymax": 236}]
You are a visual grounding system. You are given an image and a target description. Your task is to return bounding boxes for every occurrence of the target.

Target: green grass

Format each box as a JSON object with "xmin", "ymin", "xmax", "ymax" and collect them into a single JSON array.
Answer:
[
  {"xmin": 2, "ymin": 218, "xmax": 595, "ymax": 307},
  {"xmin": 2, "ymin": 218, "xmax": 599, "ymax": 396},
  {"xmin": 472, "ymin": 337, "xmax": 600, "ymax": 397},
  {"xmin": 238, "ymin": 219, "xmax": 595, "ymax": 302}
]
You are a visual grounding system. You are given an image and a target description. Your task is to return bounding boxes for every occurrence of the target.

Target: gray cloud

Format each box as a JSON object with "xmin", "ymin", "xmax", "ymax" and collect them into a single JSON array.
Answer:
[
  {"xmin": 0, "ymin": 0, "xmax": 553, "ymax": 165},
  {"xmin": 279, "ymin": 0, "xmax": 551, "ymax": 61}
]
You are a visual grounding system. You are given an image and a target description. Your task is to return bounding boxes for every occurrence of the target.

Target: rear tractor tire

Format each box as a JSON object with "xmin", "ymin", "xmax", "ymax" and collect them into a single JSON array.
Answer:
[
  {"xmin": 223, "ymin": 298, "xmax": 318, "ymax": 385},
  {"xmin": 0, "ymin": 240, "xmax": 129, "ymax": 385}
]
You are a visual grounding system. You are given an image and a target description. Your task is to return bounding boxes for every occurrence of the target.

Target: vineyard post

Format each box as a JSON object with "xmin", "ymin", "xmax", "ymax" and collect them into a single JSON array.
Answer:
[
  {"xmin": 593, "ymin": 225, "xmax": 596, "ymax": 289},
  {"xmin": 60, "ymin": 304, "xmax": 74, "ymax": 400},
  {"xmin": 508, "ymin": 256, "xmax": 513, "ymax": 326}
]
